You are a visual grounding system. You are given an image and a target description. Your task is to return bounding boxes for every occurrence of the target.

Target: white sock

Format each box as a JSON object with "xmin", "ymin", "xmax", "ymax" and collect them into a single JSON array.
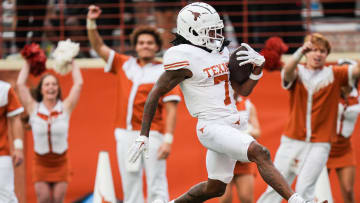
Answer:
[{"xmin": 169, "ymin": 200, "xmax": 175, "ymax": 203}]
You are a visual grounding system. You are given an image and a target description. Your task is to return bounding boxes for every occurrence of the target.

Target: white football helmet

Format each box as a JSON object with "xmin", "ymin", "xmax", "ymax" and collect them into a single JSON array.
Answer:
[{"xmin": 176, "ymin": 2, "xmax": 224, "ymax": 52}]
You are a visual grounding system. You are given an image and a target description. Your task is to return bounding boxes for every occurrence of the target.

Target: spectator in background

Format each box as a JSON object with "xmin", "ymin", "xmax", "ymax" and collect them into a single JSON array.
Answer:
[
  {"xmin": 213, "ymin": 0, "xmax": 244, "ymax": 47},
  {"xmin": 87, "ymin": 5, "xmax": 181, "ymax": 203},
  {"xmin": 15, "ymin": 0, "xmax": 48, "ymax": 52},
  {"xmin": 0, "ymin": 80, "xmax": 24, "ymax": 203},
  {"xmin": 2, "ymin": 0, "xmax": 16, "ymax": 57},
  {"xmin": 16, "ymin": 61, "xmax": 83, "ymax": 203},
  {"xmin": 249, "ymin": 1, "xmax": 304, "ymax": 53},
  {"xmin": 326, "ymin": 59, "xmax": 359, "ymax": 203},
  {"xmin": 154, "ymin": 0, "xmax": 182, "ymax": 50},
  {"xmin": 219, "ymin": 95, "xmax": 260, "ymax": 203},
  {"xmin": 64, "ymin": 0, "xmax": 93, "ymax": 57},
  {"xmin": 65, "ymin": 0, "xmax": 135, "ymax": 57},
  {"xmin": 258, "ymin": 33, "xmax": 360, "ymax": 202}
]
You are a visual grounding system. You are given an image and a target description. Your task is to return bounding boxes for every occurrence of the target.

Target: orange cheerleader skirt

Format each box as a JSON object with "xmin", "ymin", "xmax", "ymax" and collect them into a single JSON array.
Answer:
[
  {"xmin": 233, "ymin": 161, "xmax": 257, "ymax": 177},
  {"xmin": 32, "ymin": 151, "xmax": 72, "ymax": 183},
  {"xmin": 327, "ymin": 136, "xmax": 356, "ymax": 169}
]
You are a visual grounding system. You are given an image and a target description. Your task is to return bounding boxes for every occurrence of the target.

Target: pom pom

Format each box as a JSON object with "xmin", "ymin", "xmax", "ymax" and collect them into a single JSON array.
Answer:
[
  {"xmin": 20, "ymin": 43, "xmax": 47, "ymax": 76},
  {"xmin": 260, "ymin": 37, "xmax": 288, "ymax": 71},
  {"xmin": 260, "ymin": 49, "xmax": 283, "ymax": 71},
  {"xmin": 52, "ymin": 39, "xmax": 80, "ymax": 75}
]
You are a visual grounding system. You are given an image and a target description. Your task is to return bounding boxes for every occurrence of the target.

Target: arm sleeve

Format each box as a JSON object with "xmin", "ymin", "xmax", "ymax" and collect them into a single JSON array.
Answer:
[
  {"xmin": 7, "ymin": 87, "xmax": 24, "ymax": 117},
  {"xmin": 163, "ymin": 47, "xmax": 190, "ymax": 71},
  {"xmin": 104, "ymin": 50, "xmax": 130, "ymax": 74},
  {"xmin": 333, "ymin": 64, "xmax": 351, "ymax": 87}
]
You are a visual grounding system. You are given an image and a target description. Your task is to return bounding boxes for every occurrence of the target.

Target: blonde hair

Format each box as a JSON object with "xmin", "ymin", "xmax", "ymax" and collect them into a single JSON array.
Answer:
[{"xmin": 304, "ymin": 33, "xmax": 331, "ymax": 54}]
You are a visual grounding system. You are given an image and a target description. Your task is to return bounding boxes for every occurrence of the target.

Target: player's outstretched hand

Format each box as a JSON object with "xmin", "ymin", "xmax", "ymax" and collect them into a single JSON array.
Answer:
[
  {"xmin": 236, "ymin": 43, "xmax": 265, "ymax": 67},
  {"xmin": 87, "ymin": 5, "xmax": 102, "ymax": 20},
  {"xmin": 128, "ymin": 135, "xmax": 149, "ymax": 163}
]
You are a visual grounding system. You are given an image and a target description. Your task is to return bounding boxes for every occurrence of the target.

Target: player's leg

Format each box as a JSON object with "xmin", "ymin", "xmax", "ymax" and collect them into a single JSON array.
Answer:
[
  {"xmin": 295, "ymin": 143, "xmax": 330, "ymax": 200},
  {"xmin": 234, "ymin": 174, "xmax": 254, "ymax": 203},
  {"xmin": 115, "ymin": 130, "xmax": 145, "ymax": 203},
  {"xmin": 34, "ymin": 182, "xmax": 52, "ymax": 203},
  {"xmin": 172, "ymin": 149, "xmax": 235, "ymax": 202},
  {"xmin": 219, "ymin": 180, "xmax": 233, "ymax": 203},
  {"xmin": 197, "ymin": 120, "xmax": 297, "ymax": 202},
  {"xmin": 145, "ymin": 132, "xmax": 169, "ymax": 203},
  {"xmin": 52, "ymin": 182, "xmax": 68, "ymax": 203},
  {"xmin": 336, "ymin": 166, "xmax": 355, "ymax": 203},
  {"xmin": 0, "ymin": 156, "xmax": 18, "ymax": 203},
  {"xmin": 257, "ymin": 136, "xmax": 301, "ymax": 203},
  {"xmin": 247, "ymin": 142, "xmax": 294, "ymax": 201}
]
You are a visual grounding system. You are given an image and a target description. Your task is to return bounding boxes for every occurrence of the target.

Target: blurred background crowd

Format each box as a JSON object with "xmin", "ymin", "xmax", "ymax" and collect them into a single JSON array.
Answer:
[{"xmin": 1, "ymin": 0, "xmax": 360, "ymax": 59}]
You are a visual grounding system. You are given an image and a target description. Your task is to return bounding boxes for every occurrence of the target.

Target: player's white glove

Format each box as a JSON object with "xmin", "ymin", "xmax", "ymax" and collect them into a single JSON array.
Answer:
[
  {"xmin": 128, "ymin": 135, "xmax": 149, "ymax": 163},
  {"xmin": 337, "ymin": 58, "xmax": 358, "ymax": 66},
  {"xmin": 236, "ymin": 43, "xmax": 265, "ymax": 67}
]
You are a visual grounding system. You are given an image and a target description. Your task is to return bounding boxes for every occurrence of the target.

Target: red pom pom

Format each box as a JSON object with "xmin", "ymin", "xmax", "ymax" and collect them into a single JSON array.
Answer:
[
  {"xmin": 20, "ymin": 43, "xmax": 47, "ymax": 76},
  {"xmin": 264, "ymin": 36, "xmax": 288, "ymax": 54},
  {"xmin": 260, "ymin": 37, "xmax": 288, "ymax": 71},
  {"xmin": 261, "ymin": 50, "xmax": 283, "ymax": 71}
]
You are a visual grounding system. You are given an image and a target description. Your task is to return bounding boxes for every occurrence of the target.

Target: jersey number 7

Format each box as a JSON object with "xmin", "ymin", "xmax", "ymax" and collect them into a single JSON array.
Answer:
[{"xmin": 214, "ymin": 75, "xmax": 231, "ymax": 105}]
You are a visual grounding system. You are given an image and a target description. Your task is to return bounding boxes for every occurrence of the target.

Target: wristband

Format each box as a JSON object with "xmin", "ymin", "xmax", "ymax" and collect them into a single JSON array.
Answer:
[
  {"xmin": 163, "ymin": 133, "xmax": 174, "ymax": 144},
  {"xmin": 87, "ymin": 18, "xmax": 97, "ymax": 30},
  {"xmin": 292, "ymin": 47, "xmax": 304, "ymax": 62},
  {"xmin": 249, "ymin": 71, "xmax": 263, "ymax": 80},
  {"xmin": 14, "ymin": 138, "xmax": 23, "ymax": 150}
]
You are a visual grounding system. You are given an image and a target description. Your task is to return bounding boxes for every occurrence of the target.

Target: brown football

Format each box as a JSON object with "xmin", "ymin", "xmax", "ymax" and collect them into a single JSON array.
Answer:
[{"xmin": 229, "ymin": 45, "xmax": 253, "ymax": 84}]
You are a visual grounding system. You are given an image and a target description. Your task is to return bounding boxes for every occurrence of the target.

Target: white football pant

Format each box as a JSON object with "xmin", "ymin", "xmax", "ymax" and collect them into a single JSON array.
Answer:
[
  {"xmin": 196, "ymin": 113, "xmax": 255, "ymax": 184},
  {"xmin": 257, "ymin": 136, "xmax": 330, "ymax": 203},
  {"xmin": 0, "ymin": 156, "xmax": 18, "ymax": 203},
  {"xmin": 115, "ymin": 129, "xmax": 169, "ymax": 203}
]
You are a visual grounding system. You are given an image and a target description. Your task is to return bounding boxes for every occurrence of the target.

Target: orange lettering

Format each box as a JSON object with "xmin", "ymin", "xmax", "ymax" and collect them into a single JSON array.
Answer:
[
  {"xmin": 203, "ymin": 67, "xmax": 212, "ymax": 78},
  {"xmin": 217, "ymin": 64, "xmax": 224, "ymax": 74},
  {"xmin": 210, "ymin": 65, "xmax": 219, "ymax": 75}
]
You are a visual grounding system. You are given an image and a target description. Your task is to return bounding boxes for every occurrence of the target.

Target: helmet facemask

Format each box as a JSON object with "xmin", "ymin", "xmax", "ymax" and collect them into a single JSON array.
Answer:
[{"xmin": 199, "ymin": 22, "xmax": 224, "ymax": 52}]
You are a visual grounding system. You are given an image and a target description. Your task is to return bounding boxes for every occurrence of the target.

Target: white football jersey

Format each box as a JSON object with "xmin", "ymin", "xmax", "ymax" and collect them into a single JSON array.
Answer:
[{"xmin": 163, "ymin": 44, "xmax": 238, "ymax": 120}]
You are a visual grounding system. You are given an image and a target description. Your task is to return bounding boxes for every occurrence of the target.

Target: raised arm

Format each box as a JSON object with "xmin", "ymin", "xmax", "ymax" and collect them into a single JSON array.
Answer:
[
  {"xmin": 16, "ymin": 62, "xmax": 36, "ymax": 113},
  {"xmin": 282, "ymin": 41, "xmax": 313, "ymax": 83},
  {"xmin": 87, "ymin": 5, "xmax": 112, "ymax": 61},
  {"xmin": 63, "ymin": 62, "xmax": 83, "ymax": 113},
  {"xmin": 141, "ymin": 69, "xmax": 191, "ymax": 137}
]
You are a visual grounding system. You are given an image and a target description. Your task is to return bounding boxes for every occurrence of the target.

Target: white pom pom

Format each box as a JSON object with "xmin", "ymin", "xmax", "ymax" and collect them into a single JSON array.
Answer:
[{"xmin": 52, "ymin": 39, "xmax": 80, "ymax": 75}]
